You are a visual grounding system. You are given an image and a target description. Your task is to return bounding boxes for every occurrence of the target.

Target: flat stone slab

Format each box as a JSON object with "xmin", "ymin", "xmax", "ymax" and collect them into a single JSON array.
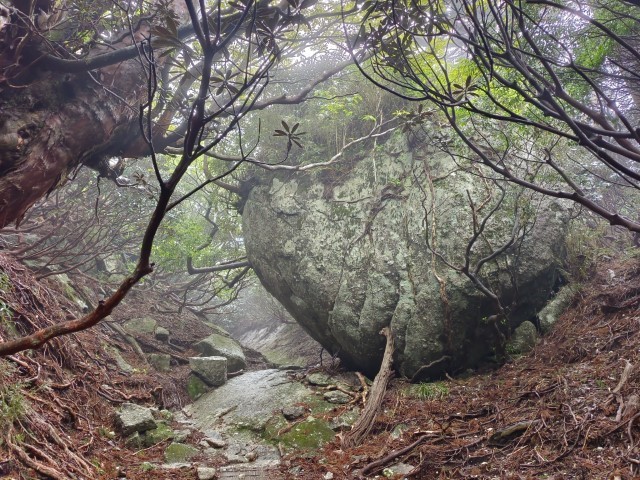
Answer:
[{"xmin": 186, "ymin": 369, "xmax": 314, "ymax": 431}]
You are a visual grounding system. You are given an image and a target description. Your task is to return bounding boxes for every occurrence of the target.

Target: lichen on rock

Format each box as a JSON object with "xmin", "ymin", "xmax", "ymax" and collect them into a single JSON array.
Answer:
[{"xmin": 242, "ymin": 131, "xmax": 568, "ymax": 378}]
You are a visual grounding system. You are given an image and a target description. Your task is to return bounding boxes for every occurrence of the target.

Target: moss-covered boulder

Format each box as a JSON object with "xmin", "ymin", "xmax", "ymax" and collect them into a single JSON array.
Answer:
[{"xmin": 243, "ymin": 131, "xmax": 568, "ymax": 378}]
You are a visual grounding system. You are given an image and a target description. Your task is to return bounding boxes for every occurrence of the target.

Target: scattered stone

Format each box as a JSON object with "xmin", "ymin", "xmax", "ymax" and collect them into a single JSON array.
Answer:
[
  {"xmin": 164, "ymin": 443, "xmax": 199, "ymax": 464},
  {"xmin": 189, "ymin": 356, "xmax": 227, "ymax": 387},
  {"xmin": 330, "ymin": 407, "xmax": 360, "ymax": 431},
  {"xmin": 123, "ymin": 317, "xmax": 157, "ymax": 335},
  {"xmin": 245, "ymin": 451, "xmax": 258, "ymax": 462},
  {"xmin": 147, "ymin": 353, "xmax": 171, "ymax": 372},
  {"xmin": 383, "ymin": 463, "xmax": 414, "ymax": 476},
  {"xmin": 282, "ymin": 405, "xmax": 305, "ymax": 421},
  {"xmin": 538, "ymin": 284, "xmax": 579, "ymax": 333},
  {"xmin": 390, "ymin": 423, "xmax": 408, "ymax": 440},
  {"xmin": 141, "ymin": 422, "xmax": 175, "ymax": 447},
  {"xmin": 115, "ymin": 403, "xmax": 157, "ymax": 436},
  {"xmin": 140, "ymin": 462, "xmax": 155, "ymax": 472},
  {"xmin": 106, "ymin": 346, "xmax": 134, "ymax": 374},
  {"xmin": 155, "ymin": 326, "xmax": 170, "ymax": 342},
  {"xmin": 201, "ymin": 437, "xmax": 227, "ymax": 448},
  {"xmin": 158, "ymin": 409, "xmax": 173, "ymax": 421},
  {"xmin": 173, "ymin": 429, "xmax": 192, "ymax": 443},
  {"xmin": 195, "ymin": 333, "xmax": 247, "ymax": 372},
  {"xmin": 323, "ymin": 472, "xmax": 334, "ymax": 480},
  {"xmin": 507, "ymin": 321, "xmax": 538, "ymax": 355},
  {"xmin": 225, "ymin": 453, "xmax": 248, "ymax": 464},
  {"xmin": 187, "ymin": 375, "xmax": 210, "ymax": 401},
  {"xmin": 307, "ymin": 373, "xmax": 332, "ymax": 387},
  {"xmin": 323, "ymin": 390, "xmax": 352, "ymax": 404},
  {"xmin": 197, "ymin": 467, "xmax": 217, "ymax": 480}
]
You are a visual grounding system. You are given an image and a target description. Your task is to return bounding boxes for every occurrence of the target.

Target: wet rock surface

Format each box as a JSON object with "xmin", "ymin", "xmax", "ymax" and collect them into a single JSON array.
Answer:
[{"xmin": 243, "ymin": 132, "xmax": 568, "ymax": 378}]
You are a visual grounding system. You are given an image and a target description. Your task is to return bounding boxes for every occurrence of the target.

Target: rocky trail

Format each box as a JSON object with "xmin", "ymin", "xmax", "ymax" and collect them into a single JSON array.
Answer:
[{"xmin": 1, "ymin": 252, "xmax": 640, "ymax": 479}]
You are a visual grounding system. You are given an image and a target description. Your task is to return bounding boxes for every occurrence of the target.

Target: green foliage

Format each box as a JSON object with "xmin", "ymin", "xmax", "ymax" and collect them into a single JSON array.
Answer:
[
  {"xmin": 564, "ymin": 219, "xmax": 610, "ymax": 281},
  {"xmin": 406, "ymin": 381, "xmax": 450, "ymax": 401},
  {"xmin": 0, "ymin": 364, "xmax": 26, "ymax": 427}
]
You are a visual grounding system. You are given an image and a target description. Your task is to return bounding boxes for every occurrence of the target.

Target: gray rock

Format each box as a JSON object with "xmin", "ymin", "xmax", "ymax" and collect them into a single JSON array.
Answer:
[
  {"xmin": 195, "ymin": 333, "xmax": 246, "ymax": 372},
  {"xmin": 197, "ymin": 467, "xmax": 217, "ymax": 480},
  {"xmin": 507, "ymin": 321, "xmax": 538, "ymax": 355},
  {"xmin": 307, "ymin": 373, "xmax": 332, "ymax": 387},
  {"xmin": 330, "ymin": 407, "xmax": 360, "ymax": 431},
  {"xmin": 155, "ymin": 326, "xmax": 170, "ymax": 342},
  {"xmin": 384, "ymin": 463, "xmax": 414, "ymax": 476},
  {"xmin": 225, "ymin": 453, "xmax": 249, "ymax": 464},
  {"xmin": 323, "ymin": 390, "xmax": 352, "ymax": 404},
  {"xmin": 189, "ymin": 356, "xmax": 227, "ymax": 387},
  {"xmin": 202, "ymin": 436, "xmax": 227, "ymax": 448},
  {"xmin": 123, "ymin": 317, "xmax": 157, "ymax": 335},
  {"xmin": 164, "ymin": 443, "xmax": 199, "ymax": 463},
  {"xmin": 282, "ymin": 405, "xmax": 306, "ymax": 420},
  {"xmin": 538, "ymin": 284, "xmax": 578, "ymax": 333},
  {"xmin": 147, "ymin": 353, "xmax": 171, "ymax": 372},
  {"xmin": 243, "ymin": 131, "xmax": 568, "ymax": 377},
  {"xmin": 187, "ymin": 374, "xmax": 211, "ymax": 400},
  {"xmin": 106, "ymin": 346, "xmax": 134, "ymax": 373},
  {"xmin": 114, "ymin": 403, "xmax": 157, "ymax": 436},
  {"xmin": 185, "ymin": 369, "xmax": 313, "ymax": 431}
]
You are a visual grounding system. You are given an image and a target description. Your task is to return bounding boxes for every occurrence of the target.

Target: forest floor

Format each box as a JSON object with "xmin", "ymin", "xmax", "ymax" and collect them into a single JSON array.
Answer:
[{"xmin": 1, "ymin": 253, "xmax": 639, "ymax": 479}]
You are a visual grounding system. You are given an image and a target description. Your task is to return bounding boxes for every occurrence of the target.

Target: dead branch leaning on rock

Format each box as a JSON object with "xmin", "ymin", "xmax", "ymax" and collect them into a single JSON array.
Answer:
[{"xmin": 341, "ymin": 327, "xmax": 395, "ymax": 449}]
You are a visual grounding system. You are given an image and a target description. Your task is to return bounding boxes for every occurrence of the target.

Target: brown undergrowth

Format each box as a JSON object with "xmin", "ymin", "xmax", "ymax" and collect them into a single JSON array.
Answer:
[
  {"xmin": 0, "ymin": 254, "xmax": 199, "ymax": 479},
  {"xmin": 284, "ymin": 257, "xmax": 640, "ymax": 479}
]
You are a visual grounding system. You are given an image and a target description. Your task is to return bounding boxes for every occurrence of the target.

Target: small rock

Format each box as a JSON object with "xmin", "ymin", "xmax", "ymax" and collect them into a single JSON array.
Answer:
[
  {"xmin": 155, "ymin": 326, "xmax": 170, "ymax": 342},
  {"xmin": 147, "ymin": 353, "xmax": 171, "ymax": 372},
  {"xmin": 246, "ymin": 451, "xmax": 258, "ymax": 462},
  {"xmin": 307, "ymin": 372, "xmax": 332, "ymax": 387},
  {"xmin": 390, "ymin": 423, "xmax": 408, "ymax": 440},
  {"xmin": 506, "ymin": 321, "xmax": 538, "ymax": 355},
  {"xmin": 173, "ymin": 429, "xmax": 191, "ymax": 443},
  {"xmin": 330, "ymin": 407, "xmax": 360, "ymax": 431},
  {"xmin": 202, "ymin": 437, "xmax": 227, "ymax": 448},
  {"xmin": 323, "ymin": 390, "xmax": 352, "ymax": 404},
  {"xmin": 324, "ymin": 473, "xmax": 334, "ymax": 480},
  {"xmin": 282, "ymin": 405, "xmax": 305, "ymax": 421},
  {"xmin": 225, "ymin": 453, "xmax": 249, "ymax": 464},
  {"xmin": 114, "ymin": 403, "xmax": 157, "ymax": 436},
  {"xmin": 384, "ymin": 463, "xmax": 414, "ymax": 476},
  {"xmin": 164, "ymin": 443, "xmax": 199, "ymax": 464},
  {"xmin": 197, "ymin": 467, "xmax": 217, "ymax": 480},
  {"xmin": 123, "ymin": 317, "xmax": 157, "ymax": 335}
]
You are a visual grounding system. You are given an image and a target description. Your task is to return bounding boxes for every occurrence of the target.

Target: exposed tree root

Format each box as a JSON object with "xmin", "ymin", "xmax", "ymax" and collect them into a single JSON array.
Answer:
[{"xmin": 341, "ymin": 327, "xmax": 394, "ymax": 449}]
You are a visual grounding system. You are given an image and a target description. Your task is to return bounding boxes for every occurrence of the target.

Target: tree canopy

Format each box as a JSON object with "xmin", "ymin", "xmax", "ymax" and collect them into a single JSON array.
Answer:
[{"xmin": 0, "ymin": 0, "xmax": 638, "ymax": 354}]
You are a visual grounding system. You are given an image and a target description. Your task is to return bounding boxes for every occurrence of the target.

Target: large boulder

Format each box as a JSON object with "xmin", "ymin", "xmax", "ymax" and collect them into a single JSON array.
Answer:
[{"xmin": 242, "ymin": 132, "xmax": 568, "ymax": 378}]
